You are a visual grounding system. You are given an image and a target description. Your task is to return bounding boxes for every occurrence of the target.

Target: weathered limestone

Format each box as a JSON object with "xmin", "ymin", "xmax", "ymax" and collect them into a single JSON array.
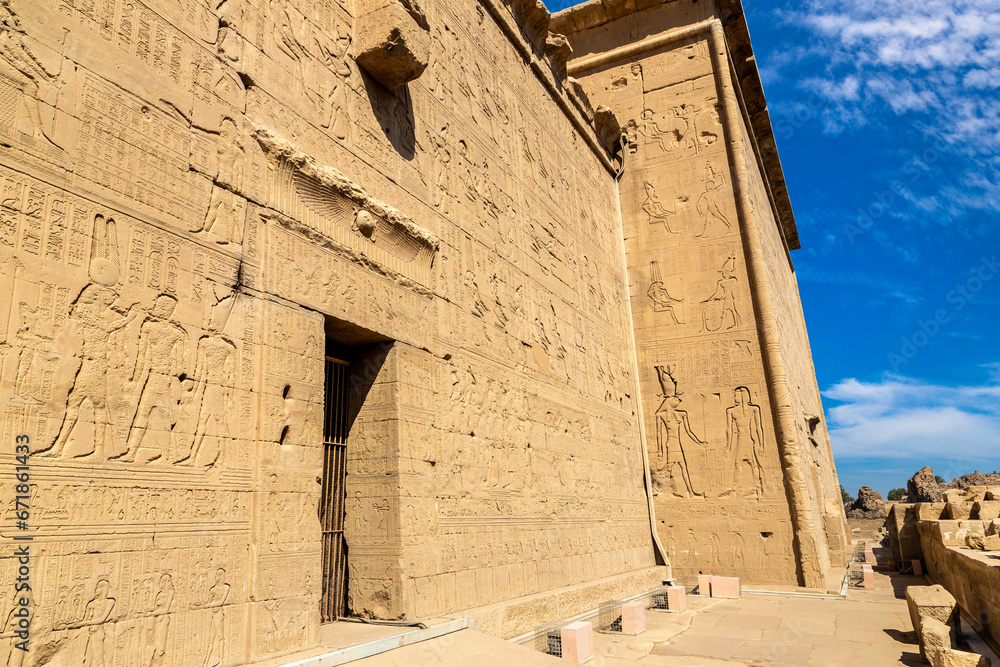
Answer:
[
  {"xmin": 354, "ymin": 0, "xmax": 431, "ymax": 89},
  {"xmin": 931, "ymin": 649, "xmax": 992, "ymax": 667},
  {"xmin": 905, "ymin": 585, "xmax": 958, "ymax": 640},
  {"xmin": 920, "ymin": 616, "xmax": 954, "ymax": 662}
]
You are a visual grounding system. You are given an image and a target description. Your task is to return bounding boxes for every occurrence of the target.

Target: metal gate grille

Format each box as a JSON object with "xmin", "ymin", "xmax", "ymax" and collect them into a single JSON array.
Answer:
[{"xmin": 320, "ymin": 356, "xmax": 350, "ymax": 623}]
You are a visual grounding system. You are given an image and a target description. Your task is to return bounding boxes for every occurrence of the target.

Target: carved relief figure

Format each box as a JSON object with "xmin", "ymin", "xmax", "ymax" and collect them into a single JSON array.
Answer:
[
  {"xmin": 641, "ymin": 182, "xmax": 680, "ymax": 234},
  {"xmin": 0, "ymin": 1, "xmax": 59, "ymax": 144},
  {"xmin": 653, "ymin": 366, "xmax": 703, "ymax": 498},
  {"xmin": 725, "ymin": 386, "xmax": 765, "ymax": 495},
  {"xmin": 196, "ymin": 568, "xmax": 230, "ymax": 667},
  {"xmin": 695, "ymin": 162, "xmax": 732, "ymax": 238},
  {"xmin": 40, "ymin": 285, "xmax": 139, "ymax": 459},
  {"xmin": 647, "ymin": 261, "xmax": 683, "ymax": 323},
  {"xmin": 700, "ymin": 252, "xmax": 741, "ymax": 331},
  {"xmin": 147, "ymin": 574, "xmax": 174, "ymax": 667},
  {"xmin": 80, "ymin": 580, "xmax": 115, "ymax": 667},
  {"xmin": 177, "ymin": 305, "xmax": 237, "ymax": 467},
  {"xmin": 115, "ymin": 295, "xmax": 187, "ymax": 463}
]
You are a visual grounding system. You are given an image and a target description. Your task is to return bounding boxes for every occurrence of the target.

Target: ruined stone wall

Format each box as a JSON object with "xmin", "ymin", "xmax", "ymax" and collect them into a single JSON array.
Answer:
[
  {"xmin": 554, "ymin": 0, "xmax": 849, "ymax": 587},
  {"xmin": 0, "ymin": 0, "xmax": 661, "ymax": 663}
]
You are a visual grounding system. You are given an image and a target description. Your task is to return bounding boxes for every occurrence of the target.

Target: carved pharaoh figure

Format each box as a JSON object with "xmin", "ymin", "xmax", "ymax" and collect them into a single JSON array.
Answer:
[
  {"xmin": 115, "ymin": 294, "xmax": 188, "ymax": 463},
  {"xmin": 652, "ymin": 365, "xmax": 703, "ymax": 498},
  {"xmin": 642, "ymin": 181, "xmax": 680, "ymax": 234},
  {"xmin": 725, "ymin": 386, "xmax": 766, "ymax": 496},
  {"xmin": 695, "ymin": 162, "xmax": 732, "ymax": 238},
  {"xmin": 40, "ymin": 284, "xmax": 139, "ymax": 459},
  {"xmin": 701, "ymin": 251, "xmax": 741, "ymax": 331},
  {"xmin": 177, "ymin": 332, "xmax": 236, "ymax": 468}
]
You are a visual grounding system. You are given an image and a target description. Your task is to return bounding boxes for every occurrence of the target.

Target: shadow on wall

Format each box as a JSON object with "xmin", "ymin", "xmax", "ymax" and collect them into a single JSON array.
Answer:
[{"xmin": 362, "ymin": 73, "xmax": 416, "ymax": 161}]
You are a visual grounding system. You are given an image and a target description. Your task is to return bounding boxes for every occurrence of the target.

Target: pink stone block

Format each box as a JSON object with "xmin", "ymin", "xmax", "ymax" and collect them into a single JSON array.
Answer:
[
  {"xmin": 620, "ymin": 601, "xmax": 646, "ymax": 635},
  {"xmin": 696, "ymin": 574, "xmax": 713, "ymax": 596},
  {"xmin": 864, "ymin": 545, "xmax": 876, "ymax": 564},
  {"xmin": 862, "ymin": 563, "xmax": 875, "ymax": 589},
  {"xmin": 711, "ymin": 576, "xmax": 741, "ymax": 598},
  {"xmin": 667, "ymin": 586, "xmax": 687, "ymax": 611},
  {"xmin": 912, "ymin": 560, "xmax": 923, "ymax": 576},
  {"xmin": 560, "ymin": 621, "xmax": 593, "ymax": 663}
]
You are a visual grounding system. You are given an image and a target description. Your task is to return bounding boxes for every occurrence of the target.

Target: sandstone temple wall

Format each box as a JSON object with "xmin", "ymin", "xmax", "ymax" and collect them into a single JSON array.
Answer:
[
  {"xmin": 553, "ymin": 0, "xmax": 849, "ymax": 588},
  {"xmin": 0, "ymin": 0, "xmax": 846, "ymax": 663},
  {"xmin": 0, "ymin": 0, "xmax": 661, "ymax": 663}
]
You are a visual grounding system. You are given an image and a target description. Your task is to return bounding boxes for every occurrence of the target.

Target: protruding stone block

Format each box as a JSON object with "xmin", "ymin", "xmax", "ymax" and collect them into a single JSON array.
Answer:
[
  {"xmin": 919, "ymin": 615, "xmax": 953, "ymax": 661},
  {"xmin": 711, "ymin": 576, "xmax": 741, "ymax": 598},
  {"xmin": 916, "ymin": 503, "xmax": 947, "ymax": 521},
  {"xmin": 972, "ymin": 501, "xmax": 1000, "ymax": 521},
  {"xmin": 931, "ymin": 648, "xmax": 991, "ymax": 667},
  {"xmin": 354, "ymin": 0, "xmax": 430, "ymax": 89},
  {"xmin": 945, "ymin": 502, "xmax": 973, "ymax": 520},
  {"xmin": 906, "ymin": 585, "xmax": 957, "ymax": 638},
  {"xmin": 667, "ymin": 586, "xmax": 687, "ymax": 611},
  {"xmin": 560, "ymin": 621, "xmax": 594, "ymax": 663},
  {"xmin": 620, "ymin": 601, "xmax": 646, "ymax": 635},
  {"xmin": 696, "ymin": 574, "xmax": 712, "ymax": 596}
]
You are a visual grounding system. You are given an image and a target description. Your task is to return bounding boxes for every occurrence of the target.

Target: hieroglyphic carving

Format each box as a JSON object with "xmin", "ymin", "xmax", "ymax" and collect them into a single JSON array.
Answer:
[
  {"xmin": 75, "ymin": 75, "xmax": 213, "ymax": 225},
  {"xmin": 651, "ymin": 365, "xmax": 704, "ymax": 498},
  {"xmin": 699, "ymin": 251, "xmax": 741, "ymax": 331}
]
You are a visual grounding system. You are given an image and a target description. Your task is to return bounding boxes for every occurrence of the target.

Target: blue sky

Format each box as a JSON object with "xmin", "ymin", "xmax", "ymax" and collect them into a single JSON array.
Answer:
[{"xmin": 548, "ymin": 0, "xmax": 1000, "ymax": 496}]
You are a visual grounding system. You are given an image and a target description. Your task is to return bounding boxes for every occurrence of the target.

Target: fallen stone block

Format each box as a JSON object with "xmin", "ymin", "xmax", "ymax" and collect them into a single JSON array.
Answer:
[
  {"xmin": 931, "ymin": 647, "xmax": 991, "ymax": 667},
  {"xmin": 966, "ymin": 534, "xmax": 987, "ymax": 550},
  {"xmin": 560, "ymin": 621, "xmax": 594, "ymax": 663},
  {"xmin": 906, "ymin": 585, "xmax": 957, "ymax": 638},
  {"xmin": 972, "ymin": 501, "xmax": 1000, "ymax": 521},
  {"xmin": 919, "ymin": 615, "xmax": 953, "ymax": 661}
]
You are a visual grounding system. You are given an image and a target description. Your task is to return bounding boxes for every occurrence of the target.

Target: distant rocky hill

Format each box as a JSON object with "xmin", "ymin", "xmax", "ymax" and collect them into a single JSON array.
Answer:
[
  {"xmin": 904, "ymin": 466, "xmax": 1000, "ymax": 503},
  {"xmin": 847, "ymin": 486, "xmax": 887, "ymax": 519}
]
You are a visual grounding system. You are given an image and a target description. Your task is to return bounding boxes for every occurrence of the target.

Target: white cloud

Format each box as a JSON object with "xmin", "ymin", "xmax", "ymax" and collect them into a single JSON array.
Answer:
[
  {"xmin": 782, "ymin": 0, "xmax": 1000, "ymax": 154},
  {"xmin": 822, "ymin": 375, "xmax": 1000, "ymax": 461}
]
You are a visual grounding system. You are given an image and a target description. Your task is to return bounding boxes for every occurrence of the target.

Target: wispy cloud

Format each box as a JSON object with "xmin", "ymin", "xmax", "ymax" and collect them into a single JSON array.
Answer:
[
  {"xmin": 822, "ymin": 375, "xmax": 1000, "ymax": 462},
  {"xmin": 764, "ymin": 0, "xmax": 1000, "ymax": 229}
]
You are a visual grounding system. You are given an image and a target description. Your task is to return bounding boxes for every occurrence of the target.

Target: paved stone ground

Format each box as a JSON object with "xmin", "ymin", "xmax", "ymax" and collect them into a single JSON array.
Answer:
[{"xmin": 590, "ymin": 571, "xmax": 929, "ymax": 666}]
